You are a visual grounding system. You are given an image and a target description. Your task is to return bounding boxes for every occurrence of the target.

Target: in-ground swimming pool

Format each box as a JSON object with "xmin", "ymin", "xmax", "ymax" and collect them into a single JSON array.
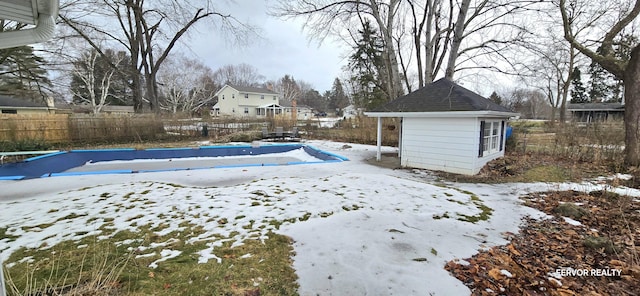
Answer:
[{"xmin": 0, "ymin": 144, "xmax": 348, "ymax": 180}]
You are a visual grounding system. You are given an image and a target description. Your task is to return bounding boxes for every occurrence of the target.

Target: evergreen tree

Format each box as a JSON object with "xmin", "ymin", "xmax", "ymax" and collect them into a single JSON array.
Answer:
[
  {"xmin": 300, "ymin": 89, "xmax": 326, "ymax": 111},
  {"xmin": 0, "ymin": 45, "xmax": 51, "ymax": 101},
  {"xmin": 587, "ymin": 57, "xmax": 613, "ymax": 102},
  {"xmin": 327, "ymin": 78, "xmax": 349, "ymax": 114},
  {"xmin": 488, "ymin": 91, "xmax": 503, "ymax": 106},
  {"xmin": 348, "ymin": 20, "xmax": 387, "ymax": 110},
  {"xmin": 587, "ymin": 34, "xmax": 637, "ymax": 103},
  {"xmin": 570, "ymin": 67, "xmax": 588, "ymax": 103},
  {"xmin": 611, "ymin": 34, "xmax": 638, "ymax": 103}
]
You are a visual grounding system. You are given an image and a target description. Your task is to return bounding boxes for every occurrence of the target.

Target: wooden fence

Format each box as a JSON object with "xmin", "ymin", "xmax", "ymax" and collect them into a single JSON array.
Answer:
[
  {"xmin": 0, "ymin": 114, "xmax": 69, "ymax": 142},
  {"xmin": 0, "ymin": 114, "xmax": 401, "ymax": 147},
  {"xmin": 0, "ymin": 114, "xmax": 164, "ymax": 144}
]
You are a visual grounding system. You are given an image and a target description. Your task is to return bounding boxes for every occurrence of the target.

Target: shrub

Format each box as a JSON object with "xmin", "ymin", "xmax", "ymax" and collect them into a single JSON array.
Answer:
[
  {"xmin": 228, "ymin": 131, "xmax": 261, "ymax": 142},
  {"xmin": 0, "ymin": 139, "xmax": 52, "ymax": 152}
]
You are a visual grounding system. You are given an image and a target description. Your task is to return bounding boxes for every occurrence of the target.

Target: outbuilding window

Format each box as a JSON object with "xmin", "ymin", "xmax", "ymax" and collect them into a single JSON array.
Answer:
[{"xmin": 479, "ymin": 121, "xmax": 504, "ymax": 157}]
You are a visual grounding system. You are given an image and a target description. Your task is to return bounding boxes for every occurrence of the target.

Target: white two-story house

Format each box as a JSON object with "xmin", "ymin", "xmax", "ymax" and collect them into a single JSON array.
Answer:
[{"xmin": 212, "ymin": 84, "xmax": 283, "ymax": 117}]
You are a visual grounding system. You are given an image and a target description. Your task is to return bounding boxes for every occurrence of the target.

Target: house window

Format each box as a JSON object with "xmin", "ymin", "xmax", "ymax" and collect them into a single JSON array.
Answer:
[
  {"xmin": 222, "ymin": 95, "xmax": 225, "ymax": 100},
  {"xmin": 232, "ymin": 94, "xmax": 235, "ymax": 99},
  {"xmin": 244, "ymin": 107, "xmax": 249, "ymax": 114},
  {"xmin": 479, "ymin": 121, "xmax": 504, "ymax": 157},
  {"xmin": 257, "ymin": 109, "xmax": 265, "ymax": 116},
  {"xmin": 261, "ymin": 95, "xmax": 264, "ymax": 100},
  {"xmin": 273, "ymin": 96, "xmax": 276, "ymax": 100},
  {"xmin": 244, "ymin": 94, "xmax": 249, "ymax": 98},
  {"xmin": 232, "ymin": 108, "xmax": 235, "ymax": 113}
]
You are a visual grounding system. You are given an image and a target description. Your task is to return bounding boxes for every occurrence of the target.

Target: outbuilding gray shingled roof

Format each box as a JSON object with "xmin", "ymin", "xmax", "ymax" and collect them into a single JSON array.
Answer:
[{"xmin": 371, "ymin": 78, "xmax": 513, "ymax": 113}]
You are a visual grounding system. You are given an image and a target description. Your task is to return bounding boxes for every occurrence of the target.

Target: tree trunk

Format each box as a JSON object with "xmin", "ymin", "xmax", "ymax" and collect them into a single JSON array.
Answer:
[
  {"xmin": 623, "ymin": 45, "xmax": 640, "ymax": 166},
  {"xmin": 423, "ymin": 0, "xmax": 437, "ymax": 84},
  {"xmin": 559, "ymin": 88, "xmax": 568, "ymax": 123},
  {"xmin": 369, "ymin": 0, "xmax": 403, "ymax": 100},
  {"xmin": 445, "ymin": 0, "xmax": 470, "ymax": 79}
]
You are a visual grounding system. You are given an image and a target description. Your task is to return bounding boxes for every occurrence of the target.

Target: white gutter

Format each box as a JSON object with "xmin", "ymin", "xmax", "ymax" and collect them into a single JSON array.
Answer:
[
  {"xmin": 365, "ymin": 110, "xmax": 520, "ymax": 118},
  {"xmin": 0, "ymin": 0, "xmax": 59, "ymax": 50}
]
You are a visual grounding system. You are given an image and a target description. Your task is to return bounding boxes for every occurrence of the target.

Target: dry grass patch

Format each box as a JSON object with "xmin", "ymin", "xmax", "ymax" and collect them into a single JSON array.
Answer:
[{"xmin": 3, "ymin": 226, "xmax": 297, "ymax": 296}]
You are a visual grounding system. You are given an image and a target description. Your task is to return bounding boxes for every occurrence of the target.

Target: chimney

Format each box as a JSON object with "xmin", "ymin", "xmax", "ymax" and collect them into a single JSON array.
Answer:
[
  {"xmin": 45, "ymin": 96, "xmax": 55, "ymax": 108},
  {"xmin": 266, "ymin": 82, "xmax": 273, "ymax": 91}
]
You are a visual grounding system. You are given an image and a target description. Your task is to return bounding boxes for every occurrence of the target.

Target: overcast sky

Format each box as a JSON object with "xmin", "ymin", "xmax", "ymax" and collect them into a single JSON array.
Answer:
[{"xmin": 184, "ymin": 1, "xmax": 348, "ymax": 93}]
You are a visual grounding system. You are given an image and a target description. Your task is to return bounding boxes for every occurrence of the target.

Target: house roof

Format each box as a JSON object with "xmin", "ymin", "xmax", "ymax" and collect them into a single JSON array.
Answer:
[
  {"xmin": 258, "ymin": 103, "xmax": 283, "ymax": 108},
  {"xmin": 370, "ymin": 78, "xmax": 514, "ymax": 114},
  {"xmin": 227, "ymin": 84, "xmax": 279, "ymax": 95},
  {"xmin": 567, "ymin": 102, "xmax": 624, "ymax": 111},
  {"xmin": 278, "ymin": 100, "xmax": 310, "ymax": 109},
  {"xmin": 0, "ymin": 95, "xmax": 48, "ymax": 108}
]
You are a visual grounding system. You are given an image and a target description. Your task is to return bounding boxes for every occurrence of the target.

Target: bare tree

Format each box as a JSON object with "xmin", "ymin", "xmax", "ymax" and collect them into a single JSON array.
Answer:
[
  {"xmin": 559, "ymin": 0, "xmax": 640, "ymax": 165},
  {"xmin": 271, "ymin": 0, "xmax": 404, "ymax": 101},
  {"xmin": 520, "ymin": 34, "xmax": 581, "ymax": 124},
  {"xmin": 211, "ymin": 63, "xmax": 265, "ymax": 87},
  {"xmin": 405, "ymin": 0, "xmax": 446, "ymax": 87},
  {"xmin": 59, "ymin": 0, "xmax": 257, "ymax": 113},
  {"xmin": 157, "ymin": 55, "xmax": 215, "ymax": 114},
  {"xmin": 71, "ymin": 50, "xmax": 123, "ymax": 114},
  {"xmin": 271, "ymin": 75, "xmax": 301, "ymax": 103},
  {"xmin": 505, "ymin": 88, "xmax": 551, "ymax": 119},
  {"xmin": 272, "ymin": 0, "xmax": 537, "ymax": 97}
]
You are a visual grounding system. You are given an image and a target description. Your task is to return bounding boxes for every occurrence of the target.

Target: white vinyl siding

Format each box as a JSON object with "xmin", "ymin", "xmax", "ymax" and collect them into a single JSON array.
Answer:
[
  {"xmin": 215, "ymin": 85, "xmax": 279, "ymax": 117},
  {"xmin": 401, "ymin": 117, "xmax": 478, "ymax": 175},
  {"xmin": 400, "ymin": 117, "xmax": 508, "ymax": 175}
]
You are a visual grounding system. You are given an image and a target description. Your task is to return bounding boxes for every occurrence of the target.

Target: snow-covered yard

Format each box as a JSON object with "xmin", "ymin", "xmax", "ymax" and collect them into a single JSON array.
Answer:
[{"xmin": 1, "ymin": 140, "xmax": 639, "ymax": 295}]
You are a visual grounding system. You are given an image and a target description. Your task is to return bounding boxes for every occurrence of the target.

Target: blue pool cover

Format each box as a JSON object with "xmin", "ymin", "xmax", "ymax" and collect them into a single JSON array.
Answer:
[{"xmin": 0, "ymin": 144, "xmax": 348, "ymax": 180}]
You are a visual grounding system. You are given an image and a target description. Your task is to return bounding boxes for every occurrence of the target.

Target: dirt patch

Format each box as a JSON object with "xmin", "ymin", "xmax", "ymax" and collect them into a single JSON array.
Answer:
[
  {"xmin": 445, "ymin": 190, "xmax": 640, "ymax": 295},
  {"xmin": 365, "ymin": 152, "xmax": 401, "ymax": 169}
]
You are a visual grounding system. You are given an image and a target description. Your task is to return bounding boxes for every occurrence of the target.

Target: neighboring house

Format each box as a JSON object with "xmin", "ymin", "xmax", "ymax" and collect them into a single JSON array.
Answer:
[
  {"xmin": 366, "ymin": 78, "xmax": 518, "ymax": 175},
  {"xmin": 297, "ymin": 104, "xmax": 314, "ymax": 120},
  {"xmin": 72, "ymin": 105, "xmax": 135, "ymax": 114},
  {"xmin": 212, "ymin": 84, "xmax": 282, "ymax": 117},
  {"xmin": 280, "ymin": 100, "xmax": 314, "ymax": 120},
  {"xmin": 0, "ymin": 95, "xmax": 55, "ymax": 114},
  {"xmin": 567, "ymin": 102, "xmax": 624, "ymax": 123},
  {"xmin": 342, "ymin": 104, "xmax": 364, "ymax": 118}
]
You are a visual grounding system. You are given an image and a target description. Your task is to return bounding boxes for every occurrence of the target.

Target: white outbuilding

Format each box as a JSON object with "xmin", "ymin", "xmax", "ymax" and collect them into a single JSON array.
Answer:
[{"xmin": 365, "ymin": 78, "xmax": 518, "ymax": 175}]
